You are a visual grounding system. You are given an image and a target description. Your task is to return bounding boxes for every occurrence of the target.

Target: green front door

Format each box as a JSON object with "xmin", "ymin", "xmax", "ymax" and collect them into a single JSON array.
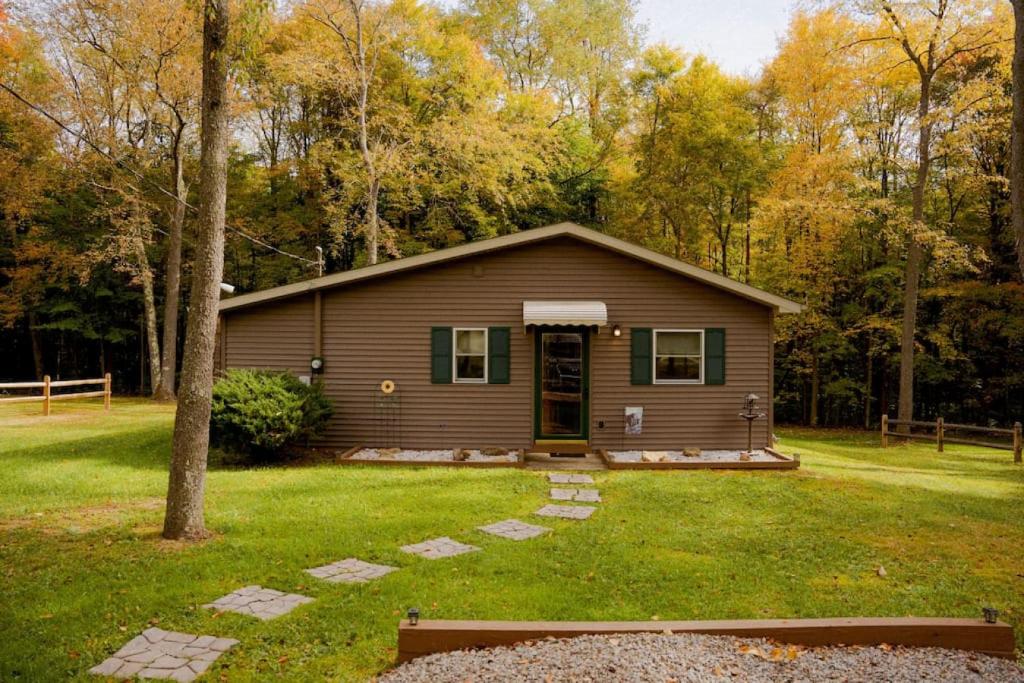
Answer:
[{"xmin": 534, "ymin": 327, "xmax": 589, "ymax": 441}]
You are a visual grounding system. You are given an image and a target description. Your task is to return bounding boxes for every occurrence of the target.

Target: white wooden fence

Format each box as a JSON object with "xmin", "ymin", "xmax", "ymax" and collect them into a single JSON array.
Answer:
[{"xmin": 0, "ymin": 374, "xmax": 111, "ymax": 415}]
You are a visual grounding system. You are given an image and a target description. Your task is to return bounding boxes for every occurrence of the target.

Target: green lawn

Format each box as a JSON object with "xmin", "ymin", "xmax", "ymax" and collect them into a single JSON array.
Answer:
[{"xmin": 1, "ymin": 400, "xmax": 1022, "ymax": 680}]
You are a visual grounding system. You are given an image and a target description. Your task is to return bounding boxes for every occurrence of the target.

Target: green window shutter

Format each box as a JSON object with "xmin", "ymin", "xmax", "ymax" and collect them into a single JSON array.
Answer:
[
  {"xmin": 488, "ymin": 327, "xmax": 511, "ymax": 384},
  {"xmin": 630, "ymin": 328, "xmax": 653, "ymax": 385},
  {"xmin": 431, "ymin": 327, "xmax": 453, "ymax": 384},
  {"xmin": 705, "ymin": 328, "xmax": 726, "ymax": 385}
]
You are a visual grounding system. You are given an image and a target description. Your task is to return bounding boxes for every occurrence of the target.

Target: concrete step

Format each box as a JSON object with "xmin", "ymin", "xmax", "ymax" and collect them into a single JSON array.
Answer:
[{"xmin": 524, "ymin": 451, "xmax": 607, "ymax": 471}]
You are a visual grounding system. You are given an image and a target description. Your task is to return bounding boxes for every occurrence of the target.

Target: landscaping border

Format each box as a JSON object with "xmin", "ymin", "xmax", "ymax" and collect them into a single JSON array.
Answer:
[
  {"xmin": 597, "ymin": 447, "xmax": 799, "ymax": 470},
  {"xmin": 395, "ymin": 617, "xmax": 1016, "ymax": 663},
  {"xmin": 335, "ymin": 446, "xmax": 525, "ymax": 469}
]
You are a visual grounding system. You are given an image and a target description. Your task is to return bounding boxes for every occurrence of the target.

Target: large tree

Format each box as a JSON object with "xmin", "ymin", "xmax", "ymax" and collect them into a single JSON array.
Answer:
[
  {"xmin": 859, "ymin": 0, "xmax": 1002, "ymax": 426},
  {"xmin": 1012, "ymin": 0, "xmax": 1024, "ymax": 279},
  {"xmin": 162, "ymin": 0, "xmax": 232, "ymax": 540}
]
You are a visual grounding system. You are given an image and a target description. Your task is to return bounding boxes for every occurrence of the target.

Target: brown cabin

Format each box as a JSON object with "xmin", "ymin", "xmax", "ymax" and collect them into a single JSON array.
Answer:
[{"xmin": 215, "ymin": 223, "xmax": 801, "ymax": 451}]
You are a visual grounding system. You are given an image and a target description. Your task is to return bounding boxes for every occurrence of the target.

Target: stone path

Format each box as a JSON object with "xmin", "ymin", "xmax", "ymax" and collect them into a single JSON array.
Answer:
[
  {"xmin": 401, "ymin": 536, "xmax": 481, "ymax": 559},
  {"xmin": 91, "ymin": 466, "xmax": 608, "ymax": 679},
  {"xmin": 89, "ymin": 628, "xmax": 237, "ymax": 681},
  {"xmin": 478, "ymin": 518, "xmax": 551, "ymax": 540},
  {"xmin": 548, "ymin": 473, "xmax": 594, "ymax": 485},
  {"xmin": 306, "ymin": 558, "xmax": 398, "ymax": 583},
  {"xmin": 549, "ymin": 487, "xmax": 601, "ymax": 502},
  {"xmin": 202, "ymin": 586, "xmax": 314, "ymax": 621},
  {"xmin": 535, "ymin": 504, "xmax": 596, "ymax": 520}
]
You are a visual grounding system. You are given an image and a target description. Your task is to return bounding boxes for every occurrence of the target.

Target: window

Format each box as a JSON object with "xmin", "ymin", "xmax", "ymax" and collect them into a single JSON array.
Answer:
[
  {"xmin": 654, "ymin": 330, "xmax": 703, "ymax": 384},
  {"xmin": 454, "ymin": 328, "xmax": 487, "ymax": 382}
]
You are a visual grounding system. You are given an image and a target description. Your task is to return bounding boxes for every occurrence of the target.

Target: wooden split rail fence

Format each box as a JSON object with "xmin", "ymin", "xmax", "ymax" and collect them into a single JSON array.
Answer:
[
  {"xmin": 0, "ymin": 374, "xmax": 111, "ymax": 415},
  {"xmin": 882, "ymin": 414, "xmax": 1022, "ymax": 463}
]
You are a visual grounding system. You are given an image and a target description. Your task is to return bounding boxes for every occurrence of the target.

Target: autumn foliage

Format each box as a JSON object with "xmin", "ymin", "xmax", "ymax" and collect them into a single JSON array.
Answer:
[{"xmin": 0, "ymin": 0, "xmax": 1020, "ymax": 427}]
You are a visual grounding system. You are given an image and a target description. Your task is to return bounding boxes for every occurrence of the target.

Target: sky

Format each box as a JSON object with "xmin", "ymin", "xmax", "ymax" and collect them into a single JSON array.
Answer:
[
  {"xmin": 434, "ymin": 0, "xmax": 796, "ymax": 76},
  {"xmin": 637, "ymin": 1, "xmax": 794, "ymax": 75}
]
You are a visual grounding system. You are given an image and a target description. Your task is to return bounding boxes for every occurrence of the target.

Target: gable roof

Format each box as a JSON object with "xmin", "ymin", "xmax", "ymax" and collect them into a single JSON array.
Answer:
[{"xmin": 219, "ymin": 222, "xmax": 803, "ymax": 314}]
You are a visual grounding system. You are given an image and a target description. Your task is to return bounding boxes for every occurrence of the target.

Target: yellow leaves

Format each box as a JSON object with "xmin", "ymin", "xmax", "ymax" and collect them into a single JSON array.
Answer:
[
  {"xmin": 737, "ymin": 643, "xmax": 807, "ymax": 662},
  {"xmin": 768, "ymin": 8, "xmax": 860, "ymax": 153}
]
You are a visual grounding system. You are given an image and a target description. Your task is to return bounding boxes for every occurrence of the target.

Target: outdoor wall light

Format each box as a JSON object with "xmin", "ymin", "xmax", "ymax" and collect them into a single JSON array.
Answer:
[
  {"xmin": 983, "ymin": 607, "xmax": 999, "ymax": 624},
  {"xmin": 407, "ymin": 608, "xmax": 420, "ymax": 626},
  {"xmin": 612, "ymin": 324, "xmax": 622, "ymax": 337}
]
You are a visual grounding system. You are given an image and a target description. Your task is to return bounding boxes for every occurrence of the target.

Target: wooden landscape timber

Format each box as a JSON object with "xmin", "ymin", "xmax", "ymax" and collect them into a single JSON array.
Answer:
[
  {"xmin": 0, "ymin": 374, "xmax": 111, "ymax": 416},
  {"xmin": 882, "ymin": 415, "xmax": 1023, "ymax": 463},
  {"xmin": 597, "ymin": 447, "xmax": 799, "ymax": 471},
  {"xmin": 395, "ymin": 617, "xmax": 1017, "ymax": 664}
]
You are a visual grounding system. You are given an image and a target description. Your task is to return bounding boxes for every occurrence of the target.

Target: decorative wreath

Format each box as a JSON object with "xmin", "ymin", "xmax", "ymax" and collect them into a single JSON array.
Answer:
[{"xmin": 380, "ymin": 379, "xmax": 396, "ymax": 395}]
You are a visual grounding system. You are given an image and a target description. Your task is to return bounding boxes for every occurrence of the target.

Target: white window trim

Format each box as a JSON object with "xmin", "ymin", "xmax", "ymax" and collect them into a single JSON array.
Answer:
[
  {"xmin": 453, "ymin": 327, "xmax": 488, "ymax": 384},
  {"xmin": 653, "ymin": 329, "xmax": 704, "ymax": 385}
]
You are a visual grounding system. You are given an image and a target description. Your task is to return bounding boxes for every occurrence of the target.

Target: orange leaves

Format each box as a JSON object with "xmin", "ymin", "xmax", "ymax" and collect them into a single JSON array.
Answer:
[{"xmin": 737, "ymin": 642, "xmax": 807, "ymax": 662}]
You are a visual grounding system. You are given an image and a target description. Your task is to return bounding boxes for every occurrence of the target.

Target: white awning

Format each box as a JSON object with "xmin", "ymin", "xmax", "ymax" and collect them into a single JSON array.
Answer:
[{"xmin": 523, "ymin": 301, "xmax": 608, "ymax": 327}]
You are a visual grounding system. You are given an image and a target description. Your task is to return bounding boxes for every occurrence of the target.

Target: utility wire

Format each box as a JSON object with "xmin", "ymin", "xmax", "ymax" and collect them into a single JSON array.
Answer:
[{"xmin": 0, "ymin": 80, "xmax": 319, "ymax": 266}]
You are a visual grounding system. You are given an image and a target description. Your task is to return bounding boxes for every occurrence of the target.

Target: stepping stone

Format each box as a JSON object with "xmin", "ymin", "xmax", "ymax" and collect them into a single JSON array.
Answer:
[
  {"xmin": 306, "ymin": 558, "xmax": 398, "ymax": 584},
  {"xmin": 573, "ymin": 488, "xmax": 601, "ymax": 502},
  {"xmin": 478, "ymin": 519, "xmax": 551, "ymax": 541},
  {"xmin": 534, "ymin": 504, "xmax": 596, "ymax": 520},
  {"xmin": 89, "ymin": 627, "xmax": 237, "ymax": 681},
  {"xmin": 548, "ymin": 473, "xmax": 594, "ymax": 485},
  {"xmin": 202, "ymin": 585, "xmax": 313, "ymax": 621},
  {"xmin": 550, "ymin": 488, "xmax": 602, "ymax": 502},
  {"xmin": 400, "ymin": 536, "xmax": 480, "ymax": 560}
]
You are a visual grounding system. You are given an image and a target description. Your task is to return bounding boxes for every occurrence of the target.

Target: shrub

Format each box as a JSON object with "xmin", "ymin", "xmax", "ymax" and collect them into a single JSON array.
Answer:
[{"xmin": 210, "ymin": 369, "xmax": 332, "ymax": 459}]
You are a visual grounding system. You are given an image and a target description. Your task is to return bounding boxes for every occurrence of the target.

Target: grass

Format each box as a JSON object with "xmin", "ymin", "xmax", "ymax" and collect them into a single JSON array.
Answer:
[{"xmin": 1, "ymin": 400, "xmax": 1022, "ymax": 680}]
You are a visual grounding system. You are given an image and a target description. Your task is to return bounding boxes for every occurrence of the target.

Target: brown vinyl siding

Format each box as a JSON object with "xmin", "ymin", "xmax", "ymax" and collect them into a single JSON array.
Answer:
[
  {"xmin": 222, "ymin": 236, "xmax": 772, "ymax": 450},
  {"xmin": 222, "ymin": 296, "xmax": 313, "ymax": 376}
]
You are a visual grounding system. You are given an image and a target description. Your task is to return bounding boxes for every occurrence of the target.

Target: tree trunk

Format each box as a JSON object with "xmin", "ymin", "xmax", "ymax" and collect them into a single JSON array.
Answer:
[
  {"xmin": 155, "ymin": 124, "xmax": 187, "ymax": 401},
  {"xmin": 135, "ymin": 237, "xmax": 163, "ymax": 394},
  {"xmin": 366, "ymin": 175, "xmax": 380, "ymax": 265},
  {"xmin": 897, "ymin": 75, "xmax": 932, "ymax": 429},
  {"xmin": 28, "ymin": 312, "xmax": 44, "ymax": 379},
  {"xmin": 810, "ymin": 352, "xmax": 820, "ymax": 427},
  {"xmin": 719, "ymin": 232, "xmax": 729, "ymax": 278},
  {"xmin": 1012, "ymin": 0, "xmax": 1024, "ymax": 280},
  {"xmin": 163, "ymin": 0, "xmax": 230, "ymax": 541},
  {"xmin": 864, "ymin": 342, "xmax": 873, "ymax": 430}
]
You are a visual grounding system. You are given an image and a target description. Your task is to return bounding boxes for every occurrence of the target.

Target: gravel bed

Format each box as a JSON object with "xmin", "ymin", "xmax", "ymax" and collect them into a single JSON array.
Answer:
[
  {"xmin": 380, "ymin": 632, "xmax": 1024, "ymax": 682},
  {"xmin": 350, "ymin": 448, "xmax": 455, "ymax": 461},
  {"xmin": 462, "ymin": 449, "xmax": 520, "ymax": 463},
  {"xmin": 349, "ymin": 448, "xmax": 518, "ymax": 463},
  {"xmin": 608, "ymin": 449, "xmax": 777, "ymax": 463}
]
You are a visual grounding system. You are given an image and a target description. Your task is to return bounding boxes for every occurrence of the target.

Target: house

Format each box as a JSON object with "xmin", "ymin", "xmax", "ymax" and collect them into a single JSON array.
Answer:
[{"xmin": 215, "ymin": 222, "xmax": 801, "ymax": 451}]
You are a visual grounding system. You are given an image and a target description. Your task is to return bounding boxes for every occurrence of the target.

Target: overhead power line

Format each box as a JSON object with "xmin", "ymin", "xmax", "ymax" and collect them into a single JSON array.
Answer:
[{"xmin": 0, "ymin": 80, "xmax": 319, "ymax": 266}]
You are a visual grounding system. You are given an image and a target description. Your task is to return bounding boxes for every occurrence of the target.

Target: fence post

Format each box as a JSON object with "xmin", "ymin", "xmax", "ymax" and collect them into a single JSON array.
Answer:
[
  {"xmin": 104, "ymin": 373, "xmax": 112, "ymax": 411},
  {"xmin": 42, "ymin": 375, "xmax": 51, "ymax": 416},
  {"xmin": 1014, "ymin": 422, "xmax": 1022, "ymax": 464},
  {"xmin": 881, "ymin": 414, "xmax": 888, "ymax": 448},
  {"xmin": 936, "ymin": 417, "xmax": 944, "ymax": 453}
]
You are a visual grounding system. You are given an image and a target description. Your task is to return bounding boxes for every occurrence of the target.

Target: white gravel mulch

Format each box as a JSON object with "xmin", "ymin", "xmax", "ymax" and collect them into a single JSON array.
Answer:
[
  {"xmin": 608, "ymin": 449, "xmax": 778, "ymax": 463},
  {"xmin": 349, "ymin": 448, "xmax": 519, "ymax": 463},
  {"xmin": 462, "ymin": 449, "xmax": 520, "ymax": 463},
  {"xmin": 380, "ymin": 632, "xmax": 1024, "ymax": 683},
  {"xmin": 351, "ymin": 448, "xmax": 455, "ymax": 462}
]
